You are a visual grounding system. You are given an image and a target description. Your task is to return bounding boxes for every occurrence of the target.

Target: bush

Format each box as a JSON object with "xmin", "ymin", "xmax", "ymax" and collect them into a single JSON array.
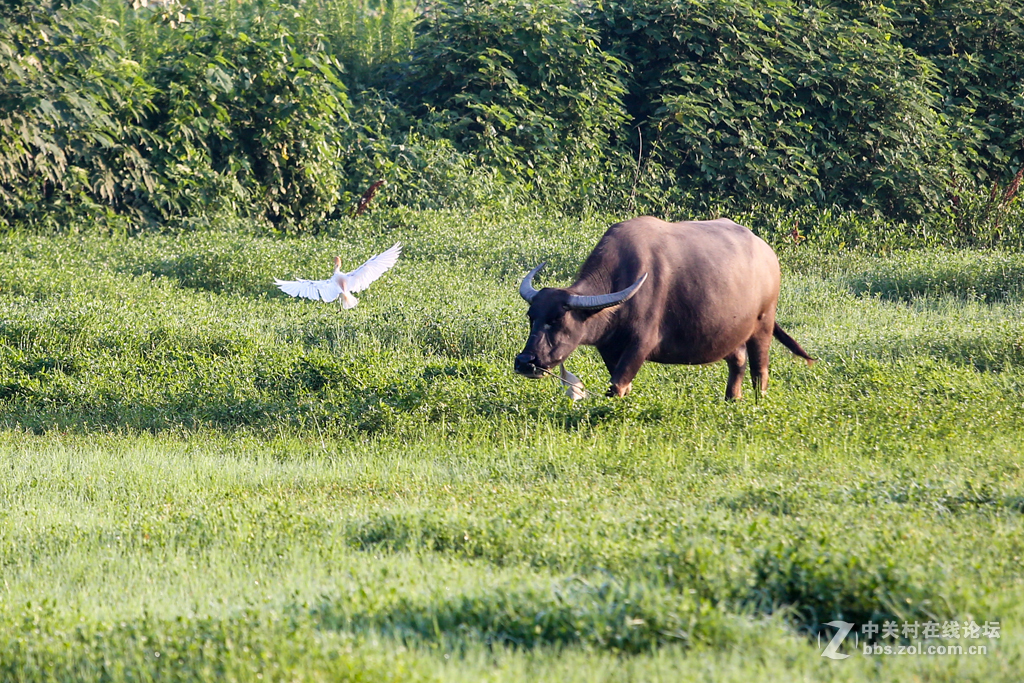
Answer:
[
  {"xmin": 406, "ymin": 0, "xmax": 629, "ymax": 175},
  {"xmin": 589, "ymin": 0, "xmax": 970, "ymax": 217},
  {"xmin": 1, "ymin": 0, "xmax": 1022, "ymax": 229},
  {"xmin": 143, "ymin": 5, "xmax": 352, "ymax": 230},
  {"xmin": 889, "ymin": 0, "xmax": 1024, "ymax": 184},
  {"xmin": 0, "ymin": 0, "xmax": 356, "ymax": 232},
  {"xmin": 0, "ymin": 8, "xmax": 159, "ymax": 229}
]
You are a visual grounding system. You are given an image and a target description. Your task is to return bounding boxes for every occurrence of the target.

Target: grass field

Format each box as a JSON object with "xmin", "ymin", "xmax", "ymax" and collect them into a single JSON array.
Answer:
[{"xmin": 1, "ymin": 207, "xmax": 1022, "ymax": 681}]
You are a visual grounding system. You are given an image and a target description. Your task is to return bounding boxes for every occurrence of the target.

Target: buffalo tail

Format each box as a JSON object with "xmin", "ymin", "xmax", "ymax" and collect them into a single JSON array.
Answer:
[{"xmin": 773, "ymin": 322, "xmax": 815, "ymax": 365}]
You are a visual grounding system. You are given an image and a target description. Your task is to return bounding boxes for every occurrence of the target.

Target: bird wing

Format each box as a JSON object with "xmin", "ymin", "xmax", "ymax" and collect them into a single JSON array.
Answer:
[
  {"xmin": 343, "ymin": 243, "xmax": 402, "ymax": 293},
  {"xmin": 274, "ymin": 277, "xmax": 343, "ymax": 302}
]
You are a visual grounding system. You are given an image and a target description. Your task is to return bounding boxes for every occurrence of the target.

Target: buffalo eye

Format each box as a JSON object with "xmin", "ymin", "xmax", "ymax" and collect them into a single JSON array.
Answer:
[{"xmin": 541, "ymin": 323, "xmax": 552, "ymax": 331}]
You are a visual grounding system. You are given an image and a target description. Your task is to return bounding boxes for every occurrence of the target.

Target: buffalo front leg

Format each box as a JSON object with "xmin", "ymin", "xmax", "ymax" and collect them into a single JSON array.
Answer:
[
  {"xmin": 605, "ymin": 346, "xmax": 650, "ymax": 397},
  {"xmin": 724, "ymin": 345, "xmax": 748, "ymax": 400}
]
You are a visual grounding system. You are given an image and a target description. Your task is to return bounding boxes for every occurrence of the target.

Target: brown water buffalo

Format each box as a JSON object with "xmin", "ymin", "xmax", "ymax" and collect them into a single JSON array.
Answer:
[{"xmin": 514, "ymin": 216, "xmax": 813, "ymax": 399}]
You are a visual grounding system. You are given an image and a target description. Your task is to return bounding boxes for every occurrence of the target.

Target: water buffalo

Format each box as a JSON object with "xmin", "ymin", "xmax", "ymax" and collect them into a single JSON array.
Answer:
[{"xmin": 514, "ymin": 216, "xmax": 813, "ymax": 399}]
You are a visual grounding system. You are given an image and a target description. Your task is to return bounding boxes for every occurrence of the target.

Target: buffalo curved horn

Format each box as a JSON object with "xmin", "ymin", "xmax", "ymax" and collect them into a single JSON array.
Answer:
[
  {"xmin": 566, "ymin": 273, "xmax": 648, "ymax": 311},
  {"xmin": 519, "ymin": 262, "xmax": 546, "ymax": 302}
]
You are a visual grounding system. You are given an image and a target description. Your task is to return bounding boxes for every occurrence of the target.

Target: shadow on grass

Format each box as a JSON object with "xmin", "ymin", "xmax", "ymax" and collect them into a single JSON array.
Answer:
[
  {"xmin": 0, "ymin": 373, "xmax": 647, "ymax": 436},
  {"xmin": 845, "ymin": 253, "xmax": 1024, "ymax": 303},
  {"xmin": 310, "ymin": 576, "xmax": 718, "ymax": 654},
  {"xmin": 124, "ymin": 253, "xmax": 280, "ymax": 298}
]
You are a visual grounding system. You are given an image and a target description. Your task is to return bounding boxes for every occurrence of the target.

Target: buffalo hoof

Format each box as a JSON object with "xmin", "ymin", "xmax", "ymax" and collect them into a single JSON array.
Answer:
[{"xmin": 606, "ymin": 382, "xmax": 632, "ymax": 398}]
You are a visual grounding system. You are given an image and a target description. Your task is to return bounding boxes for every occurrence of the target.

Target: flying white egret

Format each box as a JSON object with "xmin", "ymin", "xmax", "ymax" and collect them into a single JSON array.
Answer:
[{"xmin": 274, "ymin": 243, "xmax": 401, "ymax": 309}]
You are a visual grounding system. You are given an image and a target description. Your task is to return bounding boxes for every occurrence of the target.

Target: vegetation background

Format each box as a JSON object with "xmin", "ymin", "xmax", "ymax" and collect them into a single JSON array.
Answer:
[
  {"xmin": 1, "ymin": 0, "xmax": 1023, "ymax": 681},
  {"xmin": 1, "ymin": 0, "xmax": 1022, "ymax": 234}
]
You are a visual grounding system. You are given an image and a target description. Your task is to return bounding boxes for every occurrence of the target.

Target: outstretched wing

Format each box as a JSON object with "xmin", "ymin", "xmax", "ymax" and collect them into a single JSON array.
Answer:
[
  {"xmin": 274, "ymin": 277, "xmax": 343, "ymax": 302},
  {"xmin": 344, "ymin": 243, "xmax": 402, "ymax": 293}
]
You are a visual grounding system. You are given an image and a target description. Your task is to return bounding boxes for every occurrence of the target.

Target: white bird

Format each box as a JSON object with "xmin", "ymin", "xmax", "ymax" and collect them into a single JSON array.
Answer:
[
  {"xmin": 559, "ymin": 363, "xmax": 587, "ymax": 401},
  {"xmin": 274, "ymin": 243, "xmax": 401, "ymax": 309}
]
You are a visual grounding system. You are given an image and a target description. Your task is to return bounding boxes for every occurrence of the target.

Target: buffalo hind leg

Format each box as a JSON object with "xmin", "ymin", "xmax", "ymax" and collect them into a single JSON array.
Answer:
[
  {"xmin": 725, "ymin": 345, "xmax": 748, "ymax": 401},
  {"xmin": 746, "ymin": 333, "xmax": 772, "ymax": 399}
]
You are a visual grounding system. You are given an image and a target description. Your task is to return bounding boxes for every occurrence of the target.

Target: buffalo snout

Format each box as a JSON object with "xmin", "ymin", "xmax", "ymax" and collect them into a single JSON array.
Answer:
[{"xmin": 514, "ymin": 353, "xmax": 546, "ymax": 378}]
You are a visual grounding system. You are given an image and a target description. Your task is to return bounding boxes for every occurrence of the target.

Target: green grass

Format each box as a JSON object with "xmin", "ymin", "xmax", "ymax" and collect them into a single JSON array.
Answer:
[{"xmin": 1, "ymin": 207, "xmax": 1022, "ymax": 680}]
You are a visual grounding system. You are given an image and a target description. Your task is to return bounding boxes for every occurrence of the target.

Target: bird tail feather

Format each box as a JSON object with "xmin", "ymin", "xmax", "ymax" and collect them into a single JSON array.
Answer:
[{"xmin": 341, "ymin": 290, "xmax": 358, "ymax": 309}]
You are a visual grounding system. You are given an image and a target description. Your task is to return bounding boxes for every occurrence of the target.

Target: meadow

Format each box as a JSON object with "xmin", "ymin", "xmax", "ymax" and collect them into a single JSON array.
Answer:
[{"xmin": 0, "ymin": 207, "xmax": 1022, "ymax": 681}]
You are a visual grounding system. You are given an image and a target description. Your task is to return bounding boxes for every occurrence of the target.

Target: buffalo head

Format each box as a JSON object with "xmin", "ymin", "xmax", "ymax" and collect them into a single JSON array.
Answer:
[{"xmin": 514, "ymin": 263, "xmax": 647, "ymax": 378}]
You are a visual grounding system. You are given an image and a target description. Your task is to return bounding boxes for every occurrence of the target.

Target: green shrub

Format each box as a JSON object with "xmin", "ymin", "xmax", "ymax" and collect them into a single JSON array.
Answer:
[
  {"xmin": 406, "ymin": 0, "xmax": 629, "ymax": 175},
  {"xmin": 0, "ymin": 7, "xmax": 159, "ymax": 229},
  {"xmin": 889, "ymin": 0, "xmax": 1024, "ymax": 183},
  {"xmin": 589, "ymin": 0, "xmax": 968, "ymax": 217},
  {"xmin": 143, "ymin": 4, "xmax": 352, "ymax": 230},
  {"xmin": 1, "ymin": 0, "xmax": 1023, "ymax": 229},
  {"xmin": 0, "ymin": 1, "xmax": 365, "ymax": 231}
]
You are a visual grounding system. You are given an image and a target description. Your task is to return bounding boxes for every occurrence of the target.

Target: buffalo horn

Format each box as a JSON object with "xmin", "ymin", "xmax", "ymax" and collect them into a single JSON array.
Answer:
[
  {"xmin": 566, "ymin": 273, "xmax": 648, "ymax": 311},
  {"xmin": 519, "ymin": 262, "xmax": 546, "ymax": 302}
]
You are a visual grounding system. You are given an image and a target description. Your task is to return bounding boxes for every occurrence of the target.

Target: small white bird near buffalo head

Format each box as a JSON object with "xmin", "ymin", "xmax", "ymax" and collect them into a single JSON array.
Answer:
[
  {"xmin": 559, "ymin": 363, "xmax": 587, "ymax": 401},
  {"xmin": 274, "ymin": 243, "xmax": 401, "ymax": 309}
]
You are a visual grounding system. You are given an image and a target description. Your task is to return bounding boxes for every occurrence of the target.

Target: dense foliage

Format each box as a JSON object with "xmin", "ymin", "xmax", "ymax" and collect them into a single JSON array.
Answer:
[
  {"xmin": 0, "ymin": 0, "xmax": 355, "ymax": 230},
  {"xmin": 0, "ymin": 0, "xmax": 1022, "ymax": 231},
  {"xmin": 593, "ymin": 0, "xmax": 961, "ymax": 215},
  {"xmin": 407, "ymin": 0, "xmax": 628, "ymax": 171}
]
